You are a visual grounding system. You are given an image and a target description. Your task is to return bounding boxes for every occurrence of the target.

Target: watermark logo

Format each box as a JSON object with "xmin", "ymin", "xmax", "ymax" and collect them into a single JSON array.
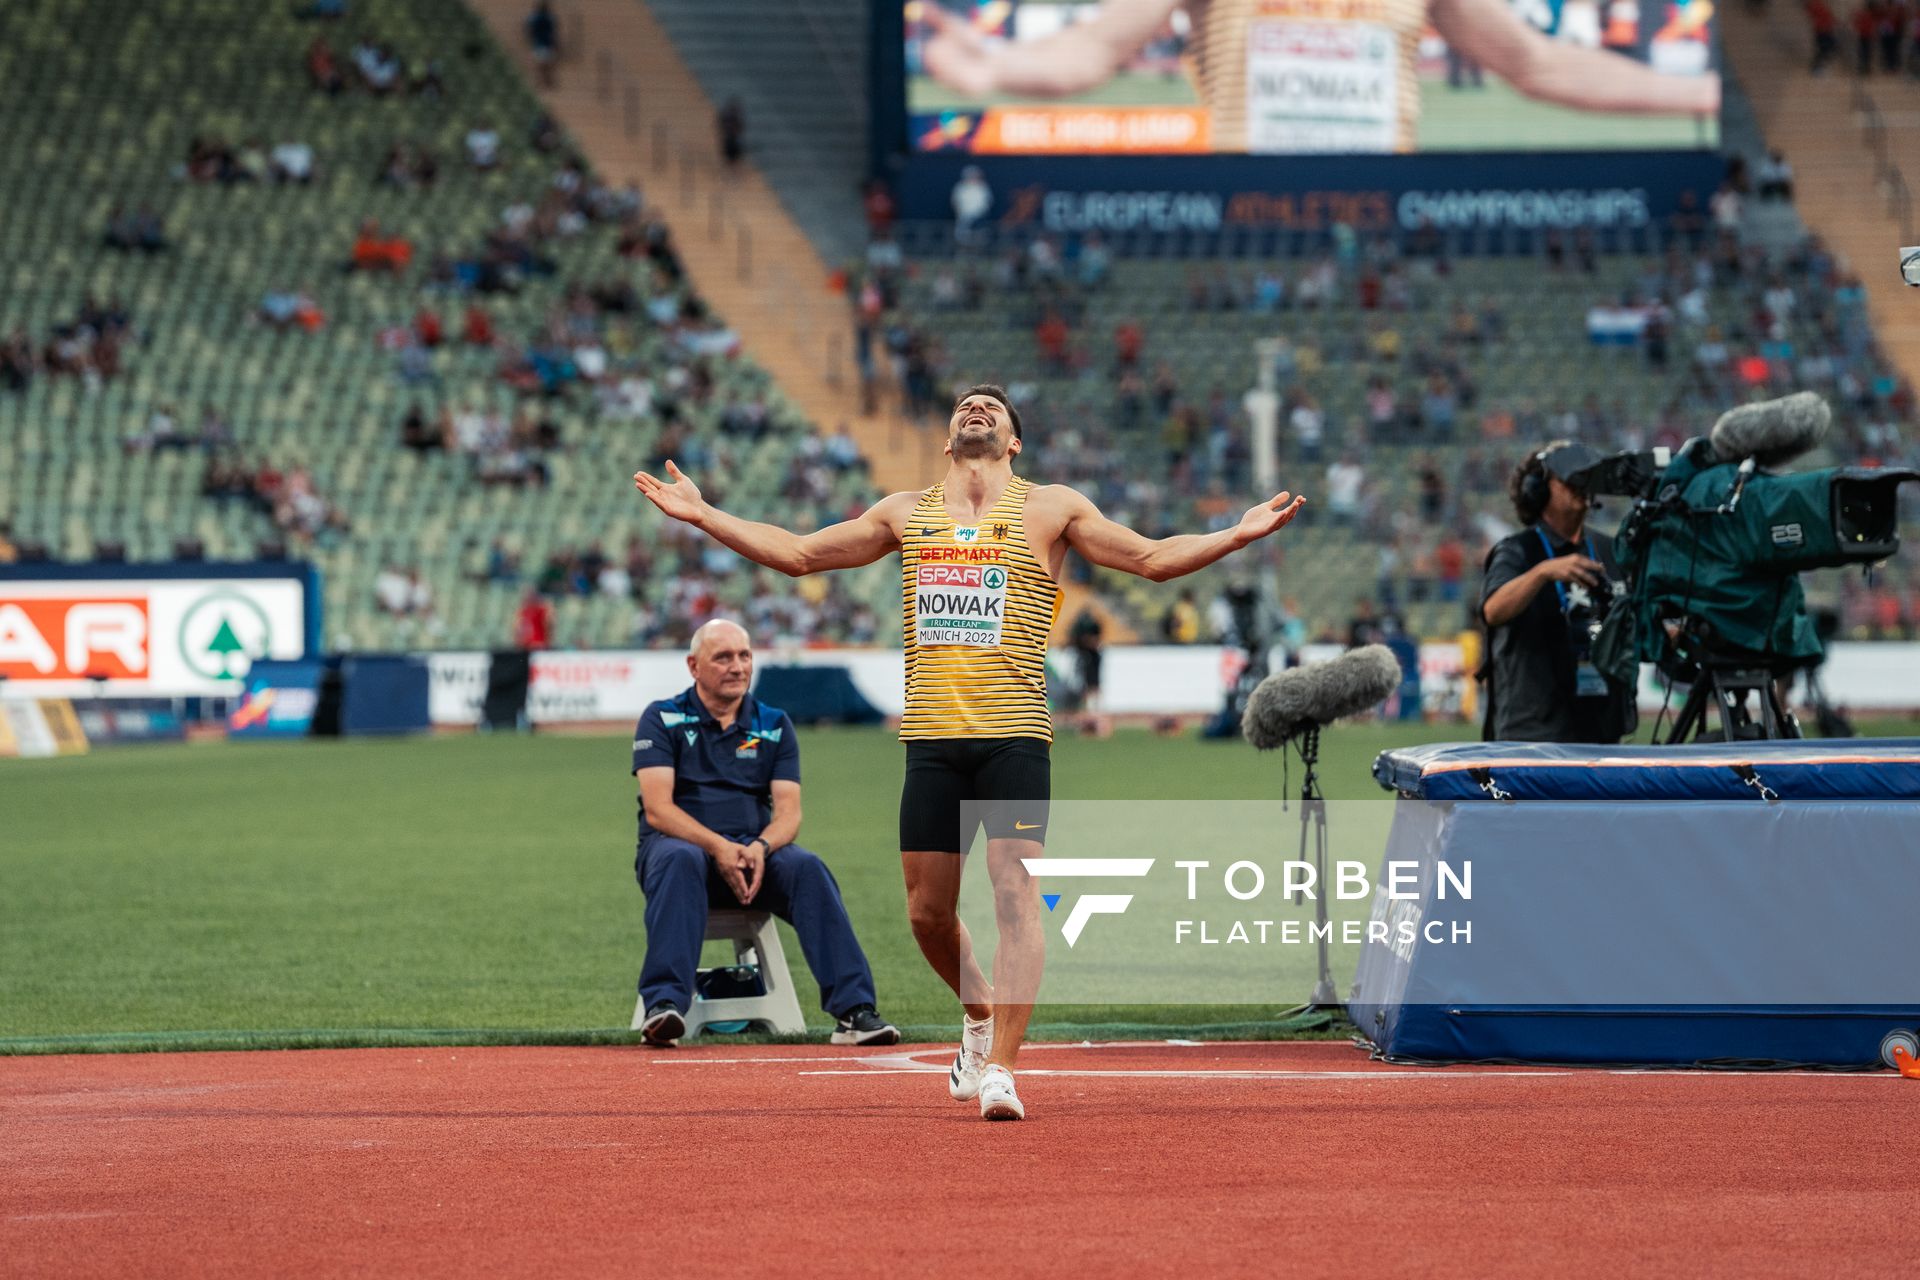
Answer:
[{"xmin": 1022, "ymin": 857, "xmax": 1154, "ymax": 947}]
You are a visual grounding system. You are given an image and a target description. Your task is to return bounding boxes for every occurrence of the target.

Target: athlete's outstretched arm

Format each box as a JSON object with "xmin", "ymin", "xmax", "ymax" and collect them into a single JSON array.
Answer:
[
  {"xmin": 1057, "ymin": 487, "xmax": 1306, "ymax": 583},
  {"xmin": 921, "ymin": 0, "xmax": 1182, "ymax": 99},
  {"xmin": 1432, "ymin": 0, "xmax": 1719, "ymax": 114},
  {"xmin": 634, "ymin": 461, "xmax": 913, "ymax": 576}
]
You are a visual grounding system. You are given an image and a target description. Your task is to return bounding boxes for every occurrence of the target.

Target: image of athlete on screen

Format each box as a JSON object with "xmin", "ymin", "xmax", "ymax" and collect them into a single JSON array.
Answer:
[{"xmin": 918, "ymin": 0, "xmax": 1718, "ymax": 153}]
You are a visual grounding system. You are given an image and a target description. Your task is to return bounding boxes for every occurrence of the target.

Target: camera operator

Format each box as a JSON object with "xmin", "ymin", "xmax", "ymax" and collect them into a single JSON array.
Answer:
[
  {"xmin": 1205, "ymin": 578, "xmax": 1279, "ymax": 739},
  {"xmin": 1479, "ymin": 441, "xmax": 1635, "ymax": 743}
]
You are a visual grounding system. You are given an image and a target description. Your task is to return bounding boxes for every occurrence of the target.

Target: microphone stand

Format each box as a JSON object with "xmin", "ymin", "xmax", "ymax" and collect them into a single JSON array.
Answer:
[{"xmin": 1278, "ymin": 721, "xmax": 1346, "ymax": 1023}]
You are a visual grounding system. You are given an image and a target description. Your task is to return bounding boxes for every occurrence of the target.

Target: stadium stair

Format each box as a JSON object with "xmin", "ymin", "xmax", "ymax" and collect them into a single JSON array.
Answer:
[
  {"xmin": 1719, "ymin": 71, "xmax": 1808, "ymax": 255},
  {"xmin": 642, "ymin": 0, "xmax": 872, "ymax": 270},
  {"xmin": 1722, "ymin": 0, "xmax": 1920, "ymax": 382}
]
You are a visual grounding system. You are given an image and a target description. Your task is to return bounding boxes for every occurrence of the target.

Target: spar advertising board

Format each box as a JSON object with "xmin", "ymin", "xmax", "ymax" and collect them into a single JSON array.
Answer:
[{"xmin": 0, "ymin": 563, "xmax": 321, "ymax": 698}]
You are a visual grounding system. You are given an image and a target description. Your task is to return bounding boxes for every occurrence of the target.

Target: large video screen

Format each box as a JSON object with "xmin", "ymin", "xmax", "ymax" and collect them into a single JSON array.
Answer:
[{"xmin": 905, "ymin": 0, "xmax": 1718, "ymax": 155}]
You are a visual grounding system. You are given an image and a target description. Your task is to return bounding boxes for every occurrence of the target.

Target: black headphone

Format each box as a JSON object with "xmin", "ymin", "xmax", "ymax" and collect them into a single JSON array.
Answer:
[
  {"xmin": 1520, "ymin": 450, "xmax": 1552, "ymax": 516},
  {"xmin": 1522, "ymin": 441, "xmax": 1593, "ymax": 518}
]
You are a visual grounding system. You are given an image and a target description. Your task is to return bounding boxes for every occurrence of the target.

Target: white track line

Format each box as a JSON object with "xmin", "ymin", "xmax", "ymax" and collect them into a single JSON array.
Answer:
[
  {"xmin": 650, "ymin": 1043, "xmax": 1909, "ymax": 1081},
  {"xmin": 650, "ymin": 1055, "xmax": 878, "ymax": 1065},
  {"xmin": 801, "ymin": 1067, "xmax": 1902, "ymax": 1081},
  {"xmin": 799, "ymin": 1068, "xmax": 1572, "ymax": 1078},
  {"xmin": 651, "ymin": 1040, "xmax": 1227, "ymax": 1066}
]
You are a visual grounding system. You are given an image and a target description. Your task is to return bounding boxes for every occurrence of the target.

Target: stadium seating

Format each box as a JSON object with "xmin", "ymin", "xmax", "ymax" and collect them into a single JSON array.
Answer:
[
  {"xmin": 2, "ymin": 0, "xmax": 1913, "ymax": 650},
  {"xmin": 0, "ymin": 0, "xmax": 896, "ymax": 652},
  {"xmin": 880, "ymin": 227, "xmax": 1920, "ymax": 641}
]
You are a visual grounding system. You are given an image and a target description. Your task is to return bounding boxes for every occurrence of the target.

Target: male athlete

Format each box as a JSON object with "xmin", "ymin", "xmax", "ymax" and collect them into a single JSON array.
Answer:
[{"xmin": 634, "ymin": 385, "xmax": 1305, "ymax": 1120}]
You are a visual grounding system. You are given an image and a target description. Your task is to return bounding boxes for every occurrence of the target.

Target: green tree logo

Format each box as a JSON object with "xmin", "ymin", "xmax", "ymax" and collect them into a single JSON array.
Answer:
[
  {"xmin": 204, "ymin": 616, "xmax": 246, "ymax": 677},
  {"xmin": 179, "ymin": 591, "xmax": 276, "ymax": 681}
]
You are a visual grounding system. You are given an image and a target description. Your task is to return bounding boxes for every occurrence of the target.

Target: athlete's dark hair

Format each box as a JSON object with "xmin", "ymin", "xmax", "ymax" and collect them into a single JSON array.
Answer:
[{"xmin": 955, "ymin": 383, "xmax": 1022, "ymax": 441}]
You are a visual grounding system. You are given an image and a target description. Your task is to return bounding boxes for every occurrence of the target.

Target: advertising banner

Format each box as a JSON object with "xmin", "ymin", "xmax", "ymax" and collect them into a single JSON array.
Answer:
[
  {"xmin": 424, "ymin": 643, "xmax": 1920, "ymax": 728},
  {"xmin": 0, "ymin": 564, "xmax": 320, "ymax": 698},
  {"xmin": 429, "ymin": 651, "xmax": 695, "ymax": 727},
  {"xmin": 428, "ymin": 651, "xmax": 906, "ymax": 728},
  {"xmin": 891, "ymin": 151, "xmax": 1722, "ymax": 233},
  {"xmin": 428, "ymin": 652, "xmax": 494, "ymax": 727},
  {"xmin": 0, "ymin": 699, "xmax": 89, "ymax": 758},
  {"xmin": 526, "ymin": 650, "xmax": 663, "ymax": 724},
  {"xmin": 228, "ymin": 660, "xmax": 327, "ymax": 740},
  {"xmin": 71, "ymin": 700, "xmax": 188, "ymax": 746}
]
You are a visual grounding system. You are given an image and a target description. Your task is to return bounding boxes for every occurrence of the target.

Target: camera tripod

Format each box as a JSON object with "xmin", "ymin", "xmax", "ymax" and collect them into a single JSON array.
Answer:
[
  {"xmin": 1666, "ymin": 662, "xmax": 1802, "ymax": 742},
  {"xmin": 1278, "ymin": 723, "xmax": 1344, "ymax": 1020}
]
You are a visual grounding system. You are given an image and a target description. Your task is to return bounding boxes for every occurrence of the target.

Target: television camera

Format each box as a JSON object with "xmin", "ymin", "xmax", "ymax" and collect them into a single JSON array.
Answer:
[{"xmin": 1566, "ymin": 394, "xmax": 1916, "ymax": 741}]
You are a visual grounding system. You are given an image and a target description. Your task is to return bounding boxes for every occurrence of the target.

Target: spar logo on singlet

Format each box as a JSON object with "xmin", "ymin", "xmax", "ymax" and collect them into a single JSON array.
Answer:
[{"xmin": 915, "ymin": 563, "xmax": 1007, "ymax": 647}]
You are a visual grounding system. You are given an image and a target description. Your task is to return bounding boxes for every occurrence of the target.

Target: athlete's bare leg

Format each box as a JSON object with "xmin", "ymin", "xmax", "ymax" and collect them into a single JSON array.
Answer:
[
  {"xmin": 902, "ymin": 851, "xmax": 993, "ymax": 1019},
  {"xmin": 982, "ymin": 836, "xmax": 1044, "ymax": 1069}
]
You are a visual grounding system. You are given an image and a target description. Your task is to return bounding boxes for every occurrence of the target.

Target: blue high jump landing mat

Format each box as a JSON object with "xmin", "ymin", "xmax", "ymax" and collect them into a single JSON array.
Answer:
[{"xmin": 1349, "ymin": 739, "xmax": 1920, "ymax": 1066}]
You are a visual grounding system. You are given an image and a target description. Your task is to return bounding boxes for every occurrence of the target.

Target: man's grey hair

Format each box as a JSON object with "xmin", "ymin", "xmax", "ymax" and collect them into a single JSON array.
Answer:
[{"xmin": 688, "ymin": 617, "xmax": 750, "ymax": 658}]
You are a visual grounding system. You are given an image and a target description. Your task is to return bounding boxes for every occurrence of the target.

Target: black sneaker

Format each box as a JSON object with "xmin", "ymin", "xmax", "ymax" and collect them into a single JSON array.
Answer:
[
  {"xmin": 640, "ymin": 1003, "xmax": 686, "ymax": 1047},
  {"xmin": 830, "ymin": 1005, "xmax": 900, "ymax": 1046}
]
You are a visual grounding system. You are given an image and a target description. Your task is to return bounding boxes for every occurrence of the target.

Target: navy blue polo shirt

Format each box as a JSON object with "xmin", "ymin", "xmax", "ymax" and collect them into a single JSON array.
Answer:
[{"xmin": 632, "ymin": 687, "xmax": 800, "ymax": 844}]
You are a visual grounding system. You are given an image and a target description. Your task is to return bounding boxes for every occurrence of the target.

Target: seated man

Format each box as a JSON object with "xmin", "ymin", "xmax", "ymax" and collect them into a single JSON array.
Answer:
[{"xmin": 632, "ymin": 619, "xmax": 898, "ymax": 1048}]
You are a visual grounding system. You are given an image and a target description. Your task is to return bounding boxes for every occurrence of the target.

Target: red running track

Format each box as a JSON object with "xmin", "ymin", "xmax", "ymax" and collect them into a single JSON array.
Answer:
[{"xmin": 2, "ymin": 1041, "xmax": 1913, "ymax": 1278}]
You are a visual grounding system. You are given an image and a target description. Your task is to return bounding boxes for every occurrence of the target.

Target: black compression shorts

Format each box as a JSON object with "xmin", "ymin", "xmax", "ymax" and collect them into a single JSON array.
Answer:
[{"xmin": 899, "ymin": 737, "xmax": 1051, "ymax": 853}]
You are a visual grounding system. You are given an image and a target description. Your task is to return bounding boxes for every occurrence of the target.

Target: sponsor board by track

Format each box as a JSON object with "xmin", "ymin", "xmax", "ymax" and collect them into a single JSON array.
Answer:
[
  {"xmin": 428, "ymin": 651, "xmax": 711, "ymax": 726},
  {"xmin": 71, "ymin": 699, "xmax": 186, "ymax": 745},
  {"xmin": 0, "ymin": 697, "xmax": 90, "ymax": 758},
  {"xmin": 227, "ymin": 660, "xmax": 326, "ymax": 740},
  {"xmin": 0, "ymin": 571, "xmax": 312, "ymax": 697},
  {"xmin": 424, "ymin": 645, "xmax": 1261, "ymax": 726},
  {"xmin": 423, "ymin": 642, "xmax": 1920, "ymax": 727}
]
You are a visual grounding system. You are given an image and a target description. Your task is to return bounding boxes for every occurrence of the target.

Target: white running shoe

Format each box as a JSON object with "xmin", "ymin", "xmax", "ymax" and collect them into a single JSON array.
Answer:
[
  {"xmin": 947, "ymin": 1013, "xmax": 993, "ymax": 1101},
  {"xmin": 977, "ymin": 1065, "xmax": 1024, "ymax": 1121}
]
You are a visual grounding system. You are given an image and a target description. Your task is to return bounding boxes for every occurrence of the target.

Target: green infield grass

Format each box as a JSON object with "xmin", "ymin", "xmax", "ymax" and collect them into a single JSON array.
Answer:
[
  {"xmin": 3, "ymin": 714, "xmax": 1909, "ymax": 1053},
  {"xmin": 0, "ymin": 723, "xmax": 1449, "ymax": 1052}
]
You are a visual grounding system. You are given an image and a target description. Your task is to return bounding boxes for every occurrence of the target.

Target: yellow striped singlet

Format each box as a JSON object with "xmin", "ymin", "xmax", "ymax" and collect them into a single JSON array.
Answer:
[
  {"xmin": 1185, "ymin": 0, "xmax": 1426, "ymax": 154},
  {"xmin": 899, "ymin": 477, "xmax": 1061, "ymax": 743}
]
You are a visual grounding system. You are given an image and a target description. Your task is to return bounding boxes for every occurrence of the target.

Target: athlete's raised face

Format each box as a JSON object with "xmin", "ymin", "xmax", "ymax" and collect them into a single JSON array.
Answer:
[{"xmin": 946, "ymin": 391, "xmax": 1020, "ymax": 462}]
